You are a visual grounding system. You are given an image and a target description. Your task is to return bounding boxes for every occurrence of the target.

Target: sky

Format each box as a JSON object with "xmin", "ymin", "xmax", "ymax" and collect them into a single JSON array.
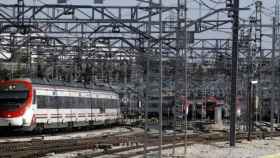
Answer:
[
  {"xmin": 0, "ymin": 0, "xmax": 276, "ymax": 8},
  {"xmin": 0, "ymin": 0, "xmax": 277, "ymax": 51},
  {"xmin": 0, "ymin": 0, "xmax": 276, "ymax": 19},
  {"xmin": 0, "ymin": 0, "xmax": 276, "ymax": 38}
]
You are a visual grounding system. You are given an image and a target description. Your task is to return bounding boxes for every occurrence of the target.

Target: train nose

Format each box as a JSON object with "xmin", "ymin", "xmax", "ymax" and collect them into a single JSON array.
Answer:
[
  {"xmin": 0, "ymin": 118, "xmax": 11, "ymax": 126},
  {"xmin": 0, "ymin": 118, "xmax": 23, "ymax": 127}
]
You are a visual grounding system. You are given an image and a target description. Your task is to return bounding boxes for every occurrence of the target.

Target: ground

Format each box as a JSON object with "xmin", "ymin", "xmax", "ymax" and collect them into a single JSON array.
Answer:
[
  {"xmin": 42, "ymin": 137, "xmax": 280, "ymax": 158},
  {"xmin": 157, "ymin": 137, "xmax": 280, "ymax": 158}
]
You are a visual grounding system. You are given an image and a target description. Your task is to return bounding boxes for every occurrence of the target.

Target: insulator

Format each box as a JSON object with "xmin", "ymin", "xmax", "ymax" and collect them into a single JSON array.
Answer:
[
  {"xmin": 249, "ymin": 16, "xmax": 256, "ymax": 23},
  {"xmin": 57, "ymin": 0, "xmax": 67, "ymax": 3},
  {"xmin": 227, "ymin": 11, "xmax": 234, "ymax": 18},
  {"xmin": 112, "ymin": 26, "xmax": 120, "ymax": 33},
  {"xmin": 255, "ymin": 1, "xmax": 263, "ymax": 8},
  {"xmin": 94, "ymin": 0, "xmax": 104, "ymax": 4},
  {"xmin": 226, "ymin": 0, "xmax": 233, "ymax": 18},
  {"xmin": 226, "ymin": 0, "xmax": 233, "ymax": 8}
]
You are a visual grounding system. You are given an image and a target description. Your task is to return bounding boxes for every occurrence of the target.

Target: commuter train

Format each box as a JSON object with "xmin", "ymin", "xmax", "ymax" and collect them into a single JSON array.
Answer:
[{"xmin": 0, "ymin": 79, "xmax": 121, "ymax": 131}]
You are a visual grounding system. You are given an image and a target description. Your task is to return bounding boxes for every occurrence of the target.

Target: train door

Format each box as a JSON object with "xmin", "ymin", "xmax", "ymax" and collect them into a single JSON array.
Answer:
[
  {"xmin": 32, "ymin": 90, "xmax": 37, "ymax": 110},
  {"xmin": 68, "ymin": 90, "xmax": 74, "ymax": 127},
  {"xmin": 53, "ymin": 90, "xmax": 59, "ymax": 127},
  {"xmin": 70, "ymin": 96, "xmax": 73, "ymax": 125},
  {"xmin": 90, "ymin": 91, "xmax": 93, "ymax": 124},
  {"xmin": 95, "ymin": 94, "xmax": 98, "ymax": 122},
  {"xmin": 31, "ymin": 89, "xmax": 37, "ymax": 127},
  {"xmin": 100, "ymin": 96, "xmax": 105, "ymax": 114}
]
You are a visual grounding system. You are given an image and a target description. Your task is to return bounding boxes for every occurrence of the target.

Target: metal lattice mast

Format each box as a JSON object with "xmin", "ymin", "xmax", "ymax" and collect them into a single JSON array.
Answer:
[
  {"xmin": 143, "ymin": 1, "xmax": 152, "ymax": 157},
  {"xmin": 246, "ymin": 1, "xmax": 263, "ymax": 139},
  {"xmin": 271, "ymin": 17, "xmax": 276, "ymax": 132},
  {"xmin": 254, "ymin": 2, "xmax": 262, "ymax": 124},
  {"xmin": 271, "ymin": 0, "xmax": 280, "ymax": 132},
  {"xmin": 183, "ymin": 0, "xmax": 188, "ymax": 156},
  {"xmin": 276, "ymin": 0, "xmax": 280, "ymax": 126},
  {"xmin": 171, "ymin": 0, "xmax": 188, "ymax": 156},
  {"xmin": 276, "ymin": 0, "xmax": 280, "ymax": 23},
  {"xmin": 17, "ymin": 0, "xmax": 24, "ymax": 26},
  {"xmin": 255, "ymin": 1, "xmax": 262, "ymax": 57},
  {"xmin": 256, "ymin": 1, "xmax": 263, "ymax": 124}
]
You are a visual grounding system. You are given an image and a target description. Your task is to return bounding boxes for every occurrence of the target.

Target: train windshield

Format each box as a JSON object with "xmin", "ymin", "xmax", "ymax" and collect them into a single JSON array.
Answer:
[{"xmin": 0, "ymin": 83, "xmax": 29, "ymax": 109}]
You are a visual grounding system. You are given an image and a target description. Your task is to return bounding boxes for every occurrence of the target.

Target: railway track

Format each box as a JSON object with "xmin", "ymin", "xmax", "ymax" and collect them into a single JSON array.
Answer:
[
  {"xmin": 77, "ymin": 131, "xmax": 280, "ymax": 158},
  {"xmin": 0, "ymin": 130, "xmax": 279, "ymax": 158},
  {"xmin": 0, "ymin": 134, "xmax": 142, "ymax": 158}
]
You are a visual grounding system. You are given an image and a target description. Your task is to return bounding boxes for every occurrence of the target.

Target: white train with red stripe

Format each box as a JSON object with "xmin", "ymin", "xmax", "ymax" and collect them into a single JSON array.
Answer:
[{"xmin": 0, "ymin": 79, "xmax": 121, "ymax": 131}]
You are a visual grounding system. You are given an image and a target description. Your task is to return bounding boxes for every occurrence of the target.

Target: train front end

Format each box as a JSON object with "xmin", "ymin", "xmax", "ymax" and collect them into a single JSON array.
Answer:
[{"xmin": 0, "ymin": 79, "xmax": 35, "ymax": 130}]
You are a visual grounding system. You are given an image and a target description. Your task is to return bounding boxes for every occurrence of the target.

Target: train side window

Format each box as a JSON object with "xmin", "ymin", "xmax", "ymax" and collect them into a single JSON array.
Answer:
[
  {"xmin": 97, "ymin": 98, "xmax": 101, "ymax": 108},
  {"xmin": 74, "ymin": 97, "xmax": 79, "ymax": 108},
  {"xmin": 106, "ymin": 99, "xmax": 109, "ymax": 108},
  {"xmin": 37, "ymin": 96, "xmax": 46, "ymax": 108},
  {"xmin": 86, "ymin": 98, "xmax": 90, "ymax": 108},
  {"xmin": 110, "ymin": 99, "xmax": 113, "ymax": 108},
  {"xmin": 103, "ymin": 99, "xmax": 107, "ymax": 108},
  {"xmin": 113, "ymin": 99, "xmax": 116, "ymax": 108},
  {"xmin": 81, "ymin": 97, "xmax": 86, "ymax": 108},
  {"xmin": 61, "ymin": 97, "xmax": 65, "ymax": 108},
  {"xmin": 72, "ymin": 97, "xmax": 77, "ymax": 108},
  {"xmin": 56, "ymin": 96, "xmax": 63, "ymax": 108},
  {"xmin": 50, "ymin": 96, "xmax": 55, "ymax": 109},
  {"xmin": 37, "ymin": 96, "xmax": 42, "ymax": 108},
  {"xmin": 70, "ymin": 97, "xmax": 75, "ymax": 108},
  {"xmin": 65, "ymin": 97, "xmax": 71, "ymax": 108},
  {"xmin": 33, "ymin": 90, "xmax": 37, "ymax": 104},
  {"xmin": 78, "ymin": 97, "xmax": 83, "ymax": 107},
  {"xmin": 100, "ymin": 101, "xmax": 105, "ymax": 113},
  {"xmin": 92, "ymin": 98, "xmax": 96, "ymax": 108},
  {"xmin": 101, "ymin": 98, "xmax": 105, "ymax": 109},
  {"xmin": 88, "ymin": 98, "xmax": 91, "ymax": 108},
  {"xmin": 109, "ymin": 99, "xmax": 112, "ymax": 108}
]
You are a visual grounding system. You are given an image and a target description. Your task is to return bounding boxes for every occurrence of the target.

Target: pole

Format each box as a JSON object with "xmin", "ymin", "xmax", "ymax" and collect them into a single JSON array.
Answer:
[
  {"xmin": 144, "ymin": 0, "xmax": 152, "ymax": 157},
  {"xmin": 247, "ymin": 82, "xmax": 252, "ymax": 141},
  {"xmin": 159, "ymin": 0, "xmax": 163, "ymax": 156},
  {"xmin": 172, "ymin": 0, "xmax": 180, "ymax": 154},
  {"xmin": 276, "ymin": 0, "xmax": 280, "ymax": 125},
  {"xmin": 230, "ymin": 0, "xmax": 239, "ymax": 147},
  {"xmin": 184, "ymin": 0, "xmax": 188, "ymax": 156},
  {"xmin": 17, "ymin": 0, "xmax": 24, "ymax": 25},
  {"xmin": 252, "ymin": 84, "xmax": 256, "ymax": 132},
  {"xmin": 271, "ymin": 17, "xmax": 276, "ymax": 132},
  {"xmin": 27, "ymin": 33, "xmax": 32, "ymax": 77}
]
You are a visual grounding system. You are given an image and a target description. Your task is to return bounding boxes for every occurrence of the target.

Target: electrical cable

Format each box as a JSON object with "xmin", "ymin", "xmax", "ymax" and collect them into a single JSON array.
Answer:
[
  {"xmin": 208, "ymin": 0, "xmax": 224, "ymax": 4},
  {"xmin": 193, "ymin": 0, "xmax": 218, "ymax": 10}
]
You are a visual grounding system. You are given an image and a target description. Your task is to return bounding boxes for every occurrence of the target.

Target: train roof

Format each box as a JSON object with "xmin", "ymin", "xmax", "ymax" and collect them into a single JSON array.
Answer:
[
  {"xmin": 32, "ymin": 79, "xmax": 116, "ymax": 92},
  {"xmin": 1, "ymin": 78, "xmax": 118, "ymax": 94}
]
